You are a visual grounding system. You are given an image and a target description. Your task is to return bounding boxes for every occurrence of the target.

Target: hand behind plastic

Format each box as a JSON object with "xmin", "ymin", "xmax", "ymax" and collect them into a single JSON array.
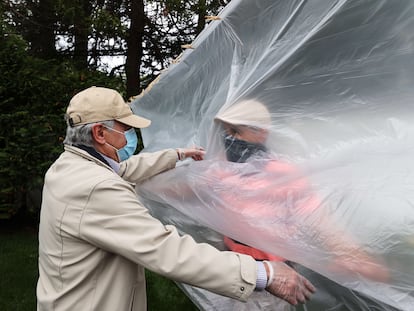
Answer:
[
  {"xmin": 331, "ymin": 251, "xmax": 390, "ymax": 283},
  {"xmin": 266, "ymin": 261, "xmax": 316, "ymax": 305}
]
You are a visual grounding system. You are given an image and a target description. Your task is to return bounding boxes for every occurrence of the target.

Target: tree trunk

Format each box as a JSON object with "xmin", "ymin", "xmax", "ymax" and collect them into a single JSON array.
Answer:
[
  {"xmin": 125, "ymin": 0, "xmax": 145, "ymax": 98},
  {"xmin": 73, "ymin": 1, "xmax": 91, "ymax": 70},
  {"xmin": 27, "ymin": 0, "xmax": 57, "ymax": 58},
  {"xmin": 196, "ymin": 0, "xmax": 207, "ymax": 35}
]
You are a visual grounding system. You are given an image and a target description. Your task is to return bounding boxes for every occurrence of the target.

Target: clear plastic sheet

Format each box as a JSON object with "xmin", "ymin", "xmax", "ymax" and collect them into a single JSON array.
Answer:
[{"xmin": 131, "ymin": 0, "xmax": 414, "ymax": 310}]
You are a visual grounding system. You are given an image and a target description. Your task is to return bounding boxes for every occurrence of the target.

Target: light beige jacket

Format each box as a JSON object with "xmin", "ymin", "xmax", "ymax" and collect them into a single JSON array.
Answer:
[{"xmin": 37, "ymin": 145, "xmax": 257, "ymax": 311}]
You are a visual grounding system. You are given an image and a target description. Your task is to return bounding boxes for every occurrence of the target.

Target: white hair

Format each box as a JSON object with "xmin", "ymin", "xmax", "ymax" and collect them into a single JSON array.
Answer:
[{"xmin": 63, "ymin": 120, "xmax": 114, "ymax": 147}]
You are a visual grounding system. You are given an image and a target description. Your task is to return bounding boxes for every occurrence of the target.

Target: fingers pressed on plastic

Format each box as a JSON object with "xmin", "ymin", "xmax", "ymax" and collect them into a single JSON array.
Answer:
[
  {"xmin": 296, "ymin": 291, "xmax": 306, "ymax": 304},
  {"xmin": 265, "ymin": 261, "xmax": 316, "ymax": 306},
  {"xmin": 303, "ymin": 278, "xmax": 316, "ymax": 300},
  {"xmin": 180, "ymin": 147, "xmax": 206, "ymax": 161},
  {"xmin": 303, "ymin": 277, "xmax": 316, "ymax": 293}
]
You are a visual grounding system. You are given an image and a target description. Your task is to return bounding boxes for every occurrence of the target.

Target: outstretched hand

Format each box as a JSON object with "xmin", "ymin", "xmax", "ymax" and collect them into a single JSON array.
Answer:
[
  {"xmin": 265, "ymin": 261, "xmax": 316, "ymax": 305},
  {"xmin": 330, "ymin": 251, "xmax": 390, "ymax": 283},
  {"xmin": 177, "ymin": 147, "xmax": 206, "ymax": 161}
]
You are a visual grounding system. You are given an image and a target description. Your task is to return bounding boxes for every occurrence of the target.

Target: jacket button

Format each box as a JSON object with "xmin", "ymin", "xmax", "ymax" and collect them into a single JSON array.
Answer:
[{"xmin": 240, "ymin": 286, "xmax": 245, "ymax": 292}]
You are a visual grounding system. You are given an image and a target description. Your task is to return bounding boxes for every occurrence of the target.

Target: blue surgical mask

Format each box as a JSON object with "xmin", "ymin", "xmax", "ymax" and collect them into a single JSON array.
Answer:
[{"xmin": 105, "ymin": 127, "xmax": 138, "ymax": 162}]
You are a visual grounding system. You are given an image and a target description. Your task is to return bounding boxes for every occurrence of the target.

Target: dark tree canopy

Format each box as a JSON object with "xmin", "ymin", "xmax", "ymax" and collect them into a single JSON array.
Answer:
[
  {"xmin": 2, "ymin": 0, "xmax": 229, "ymax": 94},
  {"xmin": 0, "ymin": 0, "xmax": 230, "ymax": 220}
]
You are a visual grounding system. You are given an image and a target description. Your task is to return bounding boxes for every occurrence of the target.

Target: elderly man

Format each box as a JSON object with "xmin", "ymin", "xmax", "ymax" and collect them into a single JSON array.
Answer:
[
  {"xmin": 36, "ymin": 86, "xmax": 315, "ymax": 311},
  {"xmin": 213, "ymin": 99, "xmax": 389, "ymax": 282}
]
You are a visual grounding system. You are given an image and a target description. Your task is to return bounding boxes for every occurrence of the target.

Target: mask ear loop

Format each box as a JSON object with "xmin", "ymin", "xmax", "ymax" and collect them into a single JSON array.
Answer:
[
  {"xmin": 102, "ymin": 125, "xmax": 124, "ymax": 135},
  {"xmin": 104, "ymin": 142, "xmax": 121, "ymax": 162},
  {"xmin": 102, "ymin": 125, "xmax": 125, "ymax": 162}
]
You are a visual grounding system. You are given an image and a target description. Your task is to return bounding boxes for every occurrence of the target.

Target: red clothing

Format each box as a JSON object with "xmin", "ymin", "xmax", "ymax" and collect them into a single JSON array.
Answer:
[
  {"xmin": 216, "ymin": 159, "xmax": 319, "ymax": 260},
  {"xmin": 223, "ymin": 236, "xmax": 285, "ymax": 261}
]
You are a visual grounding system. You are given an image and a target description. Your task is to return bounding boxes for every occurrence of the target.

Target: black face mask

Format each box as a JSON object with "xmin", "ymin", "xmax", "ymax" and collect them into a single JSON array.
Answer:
[{"xmin": 223, "ymin": 135, "xmax": 267, "ymax": 163}]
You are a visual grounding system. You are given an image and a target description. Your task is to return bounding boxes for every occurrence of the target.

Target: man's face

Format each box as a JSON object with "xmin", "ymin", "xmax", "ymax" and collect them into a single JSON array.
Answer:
[
  {"xmin": 99, "ymin": 121, "xmax": 132, "ymax": 162},
  {"xmin": 103, "ymin": 121, "xmax": 131, "ymax": 149},
  {"xmin": 222, "ymin": 122, "xmax": 267, "ymax": 144}
]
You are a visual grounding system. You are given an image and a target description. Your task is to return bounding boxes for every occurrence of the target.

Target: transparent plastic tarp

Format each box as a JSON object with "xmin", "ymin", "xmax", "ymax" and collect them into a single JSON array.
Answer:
[{"xmin": 131, "ymin": 0, "xmax": 414, "ymax": 310}]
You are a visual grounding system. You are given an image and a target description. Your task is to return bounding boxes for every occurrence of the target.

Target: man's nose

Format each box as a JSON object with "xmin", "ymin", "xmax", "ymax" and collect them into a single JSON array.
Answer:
[{"xmin": 234, "ymin": 133, "xmax": 241, "ymax": 140}]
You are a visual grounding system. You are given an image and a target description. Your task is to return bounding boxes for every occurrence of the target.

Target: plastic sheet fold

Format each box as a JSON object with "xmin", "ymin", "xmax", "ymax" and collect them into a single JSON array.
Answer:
[{"xmin": 131, "ymin": 0, "xmax": 414, "ymax": 310}]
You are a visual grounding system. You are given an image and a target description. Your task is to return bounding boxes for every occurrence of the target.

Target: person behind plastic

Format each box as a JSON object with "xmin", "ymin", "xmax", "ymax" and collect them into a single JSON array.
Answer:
[
  {"xmin": 36, "ymin": 87, "xmax": 316, "ymax": 311},
  {"xmin": 213, "ymin": 99, "xmax": 389, "ymax": 282}
]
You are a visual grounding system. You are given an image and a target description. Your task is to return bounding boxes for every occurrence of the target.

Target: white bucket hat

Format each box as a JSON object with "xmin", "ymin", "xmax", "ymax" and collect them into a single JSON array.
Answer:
[{"xmin": 214, "ymin": 99, "xmax": 271, "ymax": 128}]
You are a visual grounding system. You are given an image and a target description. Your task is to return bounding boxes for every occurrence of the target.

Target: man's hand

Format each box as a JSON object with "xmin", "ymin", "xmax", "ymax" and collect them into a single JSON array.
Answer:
[
  {"xmin": 330, "ymin": 252, "xmax": 390, "ymax": 283},
  {"xmin": 264, "ymin": 261, "xmax": 316, "ymax": 305},
  {"xmin": 177, "ymin": 147, "xmax": 205, "ymax": 161}
]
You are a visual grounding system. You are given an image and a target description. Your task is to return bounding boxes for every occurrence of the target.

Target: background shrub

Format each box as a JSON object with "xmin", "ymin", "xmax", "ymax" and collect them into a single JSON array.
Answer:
[{"xmin": 0, "ymin": 29, "xmax": 125, "ymax": 222}]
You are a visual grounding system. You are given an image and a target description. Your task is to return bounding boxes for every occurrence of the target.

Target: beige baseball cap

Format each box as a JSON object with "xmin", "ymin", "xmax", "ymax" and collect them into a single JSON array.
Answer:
[
  {"xmin": 66, "ymin": 86, "xmax": 151, "ymax": 128},
  {"xmin": 214, "ymin": 99, "xmax": 271, "ymax": 128}
]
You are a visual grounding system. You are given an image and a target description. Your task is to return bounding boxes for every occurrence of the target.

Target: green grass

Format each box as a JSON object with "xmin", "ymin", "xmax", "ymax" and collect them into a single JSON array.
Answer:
[
  {"xmin": 146, "ymin": 271, "xmax": 198, "ymax": 311},
  {"xmin": 0, "ymin": 224, "xmax": 198, "ymax": 311}
]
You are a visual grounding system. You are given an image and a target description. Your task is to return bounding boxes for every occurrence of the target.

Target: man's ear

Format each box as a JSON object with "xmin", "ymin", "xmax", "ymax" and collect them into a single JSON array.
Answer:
[{"xmin": 92, "ymin": 124, "xmax": 106, "ymax": 145}]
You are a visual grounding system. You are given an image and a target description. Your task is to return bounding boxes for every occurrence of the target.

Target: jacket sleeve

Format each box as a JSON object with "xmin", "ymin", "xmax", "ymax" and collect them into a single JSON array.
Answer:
[
  {"xmin": 118, "ymin": 149, "xmax": 177, "ymax": 184},
  {"xmin": 78, "ymin": 177, "xmax": 257, "ymax": 301}
]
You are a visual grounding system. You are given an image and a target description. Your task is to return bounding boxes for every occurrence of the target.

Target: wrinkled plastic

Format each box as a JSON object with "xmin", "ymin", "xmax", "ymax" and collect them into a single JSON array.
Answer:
[{"xmin": 131, "ymin": 0, "xmax": 414, "ymax": 310}]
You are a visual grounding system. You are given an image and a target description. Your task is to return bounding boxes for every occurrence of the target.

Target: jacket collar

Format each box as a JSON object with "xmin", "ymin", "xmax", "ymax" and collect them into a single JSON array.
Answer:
[
  {"xmin": 64, "ymin": 145, "xmax": 114, "ymax": 172},
  {"xmin": 74, "ymin": 144, "xmax": 110, "ymax": 166}
]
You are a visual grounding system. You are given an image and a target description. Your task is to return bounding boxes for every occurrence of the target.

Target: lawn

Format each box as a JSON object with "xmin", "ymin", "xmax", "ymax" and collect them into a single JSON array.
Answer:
[{"xmin": 0, "ymin": 223, "xmax": 198, "ymax": 311}]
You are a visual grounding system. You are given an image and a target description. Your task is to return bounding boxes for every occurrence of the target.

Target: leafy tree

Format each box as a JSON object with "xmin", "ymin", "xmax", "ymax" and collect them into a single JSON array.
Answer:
[
  {"xmin": 139, "ymin": 0, "xmax": 228, "ymax": 90},
  {"xmin": 0, "ymin": 0, "xmax": 231, "ymax": 221},
  {"xmin": 0, "ymin": 11, "xmax": 124, "ymax": 221},
  {"xmin": 3, "ymin": 0, "xmax": 229, "ymax": 94}
]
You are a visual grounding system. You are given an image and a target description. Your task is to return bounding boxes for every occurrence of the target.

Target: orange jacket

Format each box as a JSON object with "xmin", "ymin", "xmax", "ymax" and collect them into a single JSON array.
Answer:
[
  {"xmin": 223, "ymin": 236, "xmax": 285, "ymax": 261},
  {"xmin": 218, "ymin": 159, "xmax": 319, "ymax": 261}
]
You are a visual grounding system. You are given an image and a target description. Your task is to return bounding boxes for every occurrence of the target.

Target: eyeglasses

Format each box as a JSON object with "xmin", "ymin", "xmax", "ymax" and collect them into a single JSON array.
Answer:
[{"xmin": 102, "ymin": 124, "xmax": 133, "ymax": 135}]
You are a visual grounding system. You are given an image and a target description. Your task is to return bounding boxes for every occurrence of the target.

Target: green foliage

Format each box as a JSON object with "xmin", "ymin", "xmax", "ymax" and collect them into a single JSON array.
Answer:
[
  {"xmin": 0, "ymin": 0, "xmax": 230, "ymax": 221},
  {"xmin": 94, "ymin": 8, "xmax": 127, "ymax": 37},
  {"xmin": 0, "ymin": 23, "xmax": 125, "ymax": 221},
  {"xmin": 0, "ymin": 228, "xmax": 38, "ymax": 311}
]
